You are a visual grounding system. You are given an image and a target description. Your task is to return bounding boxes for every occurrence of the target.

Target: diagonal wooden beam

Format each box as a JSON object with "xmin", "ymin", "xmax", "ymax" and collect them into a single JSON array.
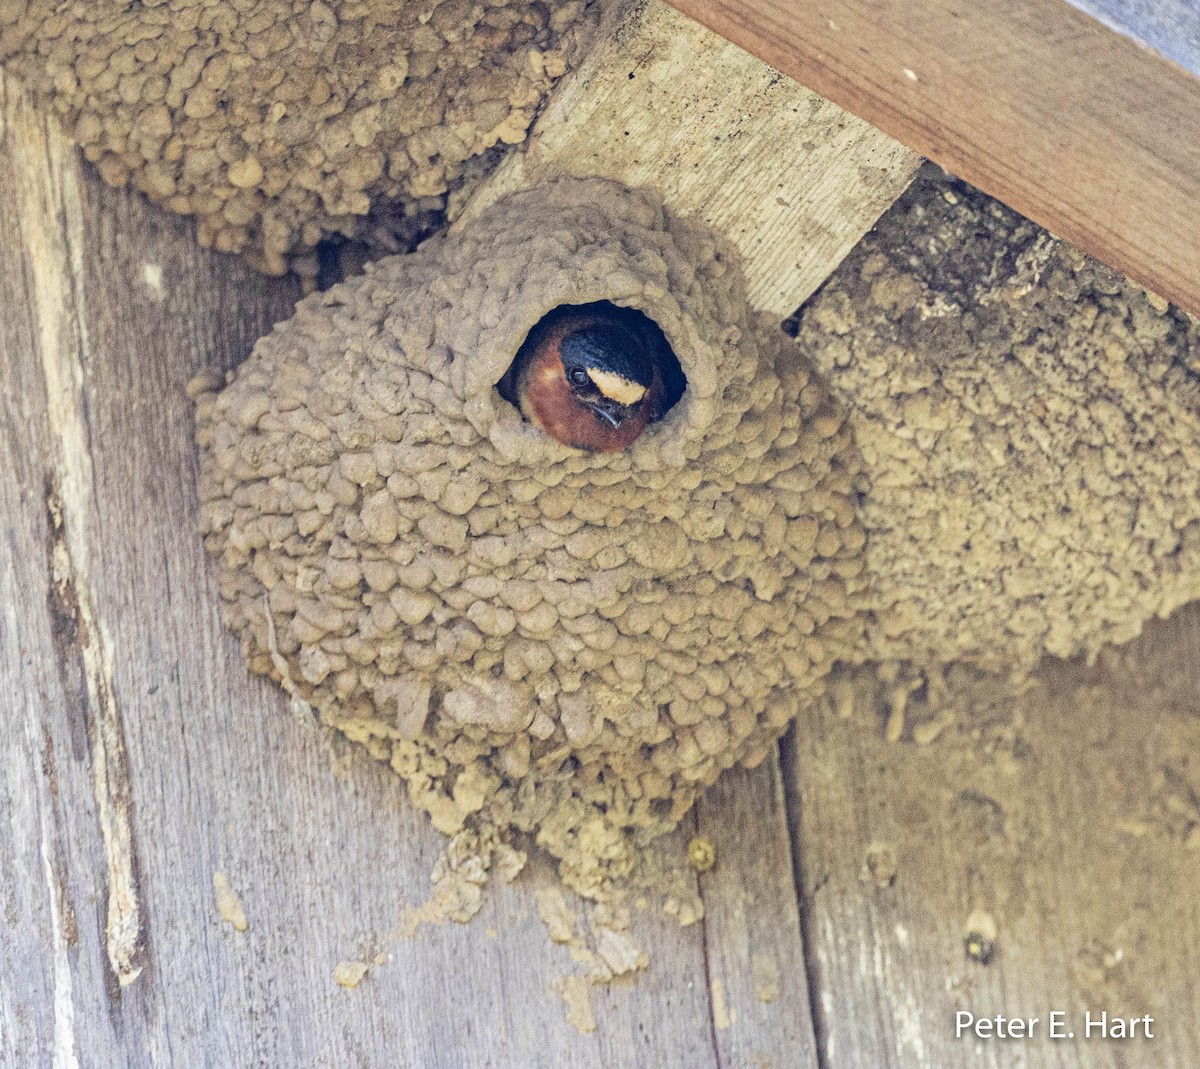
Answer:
[
  {"xmin": 460, "ymin": 0, "xmax": 920, "ymax": 317},
  {"xmin": 666, "ymin": 0, "xmax": 1200, "ymax": 317}
]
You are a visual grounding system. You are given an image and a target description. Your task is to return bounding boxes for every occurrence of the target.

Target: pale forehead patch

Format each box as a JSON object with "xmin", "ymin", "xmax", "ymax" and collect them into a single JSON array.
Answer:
[{"xmin": 586, "ymin": 367, "xmax": 646, "ymax": 406}]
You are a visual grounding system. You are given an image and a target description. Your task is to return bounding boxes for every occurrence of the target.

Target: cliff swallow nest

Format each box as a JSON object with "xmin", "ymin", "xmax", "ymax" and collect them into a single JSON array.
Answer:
[
  {"xmin": 0, "ymin": 0, "xmax": 596, "ymax": 274},
  {"xmin": 795, "ymin": 168, "xmax": 1200, "ymax": 673},
  {"xmin": 193, "ymin": 178, "xmax": 867, "ymax": 895}
]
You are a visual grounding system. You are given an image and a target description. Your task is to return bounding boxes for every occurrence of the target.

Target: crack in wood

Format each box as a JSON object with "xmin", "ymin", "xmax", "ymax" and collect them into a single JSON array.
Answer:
[
  {"xmin": 11, "ymin": 77, "xmax": 148, "ymax": 994},
  {"xmin": 38, "ymin": 726, "xmax": 81, "ymax": 953},
  {"xmin": 779, "ymin": 730, "xmax": 832, "ymax": 1069},
  {"xmin": 24, "ymin": 708, "xmax": 83, "ymax": 1069},
  {"xmin": 42, "ymin": 471, "xmax": 148, "ymax": 993}
]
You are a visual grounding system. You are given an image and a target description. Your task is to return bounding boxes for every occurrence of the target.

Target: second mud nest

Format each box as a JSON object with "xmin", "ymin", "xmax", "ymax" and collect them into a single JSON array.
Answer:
[
  {"xmin": 794, "ymin": 168, "xmax": 1200, "ymax": 672},
  {"xmin": 0, "ymin": 0, "xmax": 596, "ymax": 273}
]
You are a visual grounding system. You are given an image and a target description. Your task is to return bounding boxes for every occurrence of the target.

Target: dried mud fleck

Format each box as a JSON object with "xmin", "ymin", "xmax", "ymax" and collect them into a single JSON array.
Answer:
[{"xmin": 212, "ymin": 871, "xmax": 249, "ymax": 932}]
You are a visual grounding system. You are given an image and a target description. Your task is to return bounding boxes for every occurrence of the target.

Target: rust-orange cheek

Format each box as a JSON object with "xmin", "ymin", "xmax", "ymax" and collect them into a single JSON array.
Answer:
[{"xmin": 523, "ymin": 343, "xmax": 650, "ymax": 453}]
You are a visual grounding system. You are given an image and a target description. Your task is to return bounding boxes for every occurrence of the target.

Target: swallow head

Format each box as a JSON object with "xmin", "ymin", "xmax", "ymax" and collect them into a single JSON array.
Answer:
[
  {"xmin": 559, "ymin": 322, "xmax": 654, "ymax": 431},
  {"xmin": 502, "ymin": 302, "xmax": 685, "ymax": 454}
]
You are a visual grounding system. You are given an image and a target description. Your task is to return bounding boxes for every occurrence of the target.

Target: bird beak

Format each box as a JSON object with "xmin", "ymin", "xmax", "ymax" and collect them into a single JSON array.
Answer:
[{"xmin": 585, "ymin": 399, "xmax": 625, "ymax": 429}]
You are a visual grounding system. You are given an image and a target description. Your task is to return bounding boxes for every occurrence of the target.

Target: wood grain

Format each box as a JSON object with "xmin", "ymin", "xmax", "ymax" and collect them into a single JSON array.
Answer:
[
  {"xmin": 693, "ymin": 757, "xmax": 822, "ymax": 1068},
  {"xmin": 666, "ymin": 0, "xmax": 1200, "ymax": 317},
  {"xmin": 0, "ymin": 67, "xmax": 823, "ymax": 1068},
  {"xmin": 458, "ymin": 0, "xmax": 920, "ymax": 317},
  {"xmin": 787, "ymin": 608, "xmax": 1200, "ymax": 1068}
]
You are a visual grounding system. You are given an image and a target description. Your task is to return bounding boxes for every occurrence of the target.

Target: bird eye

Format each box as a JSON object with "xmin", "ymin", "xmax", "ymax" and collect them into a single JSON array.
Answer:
[{"xmin": 568, "ymin": 368, "xmax": 589, "ymax": 387}]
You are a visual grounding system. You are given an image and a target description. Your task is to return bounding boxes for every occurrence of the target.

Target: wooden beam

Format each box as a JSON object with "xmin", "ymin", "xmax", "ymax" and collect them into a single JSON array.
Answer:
[
  {"xmin": 666, "ymin": 0, "xmax": 1200, "ymax": 317},
  {"xmin": 459, "ymin": 0, "xmax": 920, "ymax": 317}
]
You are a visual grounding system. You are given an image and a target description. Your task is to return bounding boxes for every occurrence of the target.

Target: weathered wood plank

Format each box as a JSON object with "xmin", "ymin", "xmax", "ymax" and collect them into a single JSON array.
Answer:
[
  {"xmin": 458, "ymin": 0, "xmax": 919, "ymax": 317},
  {"xmin": 693, "ymin": 757, "xmax": 821, "ymax": 1068},
  {"xmin": 787, "ymin": 606, "xmax": 1200, "ymax": 1067},
  {"xmin": 0, "ymin": 65, "xmax": 823, "ymax": 1067},
  {"xmin": 667, "ymin": 0, "xmax": 1200, "ymax": 318}
]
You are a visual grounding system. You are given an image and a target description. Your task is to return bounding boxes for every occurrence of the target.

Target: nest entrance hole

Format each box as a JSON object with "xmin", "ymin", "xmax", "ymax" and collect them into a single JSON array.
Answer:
[{"xmin": 496, "ymin": 301, "xmax": 687, "ymax": 417}]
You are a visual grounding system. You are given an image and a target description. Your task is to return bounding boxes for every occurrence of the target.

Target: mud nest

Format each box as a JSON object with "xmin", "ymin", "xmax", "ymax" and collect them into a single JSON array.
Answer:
[
  {"xmin": 0, "ymin": 0, "xmax": 596, "ymax": 274},
  {"xmin": 795, "ymin": 167, "xmax": 1200, "ymax": 672},
  {"xmin": 193, "ymin": 177, "xmax": 867, "ymax": 896}
]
